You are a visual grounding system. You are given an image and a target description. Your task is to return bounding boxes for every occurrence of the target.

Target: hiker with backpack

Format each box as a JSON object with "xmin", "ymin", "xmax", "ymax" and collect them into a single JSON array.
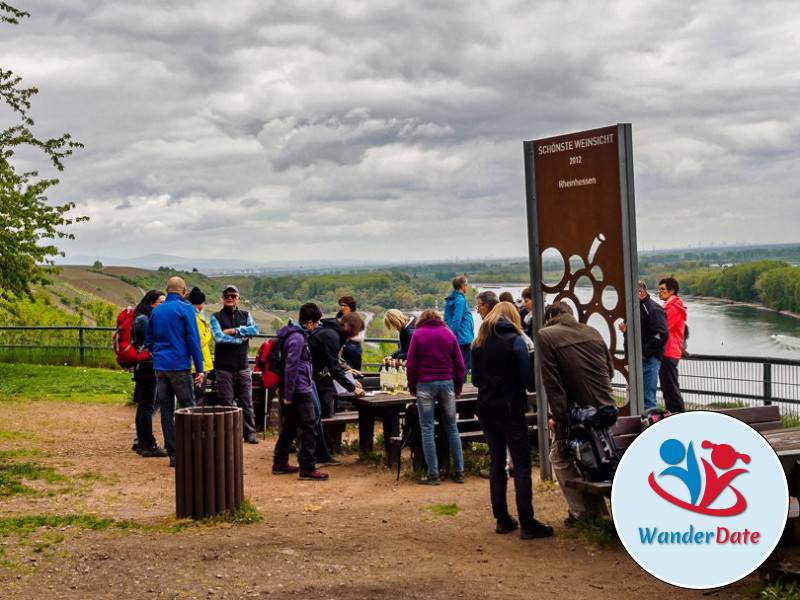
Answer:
[
  {"xmin": 187, "ymin": 287, "xmax": 214, "ymax": 405},
  {"xmin": 209, "ymin": 285, "xmax": 260, "ymax": 444},
  {"xmin": 537, "ymin": 301, "xmax": 616, "ymax": 524},
  {"xmin": 405, "ymin": 309, "xmax": 465, "ymax": 485},
  {"xmin": 472, "ymin": 302, "xmax": 553, "ymax": 539},
  {"xmin": 272, "ymin": 303, "xmax": 330, "ymax": 480},
  {"xmin": 145, "ymin": 277, "xmax": 205, "ymax": 467},
  {"xmin": 130, "ymin": 290, "xmax": 166, "ymax": 457}
]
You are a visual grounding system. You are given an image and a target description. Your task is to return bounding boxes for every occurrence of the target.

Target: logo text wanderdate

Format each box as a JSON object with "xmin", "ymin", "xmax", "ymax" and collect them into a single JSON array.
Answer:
[{"xmin": 638, "ymin": 525, "xmax": 761, "ymax": 545}]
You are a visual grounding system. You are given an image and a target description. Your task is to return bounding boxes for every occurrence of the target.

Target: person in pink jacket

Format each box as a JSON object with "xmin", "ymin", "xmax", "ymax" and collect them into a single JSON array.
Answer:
[
  {"xmin": 658, "ymin": 277, "xmax": 687, "ymax": 413},
  {"xmin": 406, "ymin": 309, "xmax": 465, "ymax": 485}
]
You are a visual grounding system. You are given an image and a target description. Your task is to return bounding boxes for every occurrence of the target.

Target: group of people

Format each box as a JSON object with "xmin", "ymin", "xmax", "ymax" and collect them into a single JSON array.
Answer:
[
  {"xmin": 130, "ymin": 277, "xmax": 263, "ymax": 466},
  {"xmin": 622, "ymin": 277, "xmax": 688, "ymax": 414},
  {"xmin": 126, "ymin": 272, "xmax": 687, "ymax": 540}
]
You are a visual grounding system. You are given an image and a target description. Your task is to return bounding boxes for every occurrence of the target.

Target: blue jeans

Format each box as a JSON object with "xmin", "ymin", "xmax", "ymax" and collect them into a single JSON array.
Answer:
[
  {"xmin": 155, "ymin": 370, "xmax": 196, "ymax": 457},
  {"xmin": 643, "ymin": 357, "xmax": 661, "ymax": 413},
  {"xmin": 416, "ymin": 380, "xmax": 464, "ymax": 477}
]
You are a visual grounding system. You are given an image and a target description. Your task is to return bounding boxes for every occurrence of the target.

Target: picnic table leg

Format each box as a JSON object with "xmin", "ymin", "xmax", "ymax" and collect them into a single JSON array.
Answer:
[
  {"xmin": 358, "ymin": 408, "xmax": 375, "ymax": 453},
  {"xmin": 381, "ymin": 409, "xmax": 401, "ymax": 467}
]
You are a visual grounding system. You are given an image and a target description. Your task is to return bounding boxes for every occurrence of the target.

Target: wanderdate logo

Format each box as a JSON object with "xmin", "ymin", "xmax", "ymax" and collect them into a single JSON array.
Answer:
[
  {"xmin": 611, "ymin": 412, "xmax": 788, "ymax": 589},
  {"xmin": 648, "ymin": 438, "xmax": 750, "ymax": 516}
]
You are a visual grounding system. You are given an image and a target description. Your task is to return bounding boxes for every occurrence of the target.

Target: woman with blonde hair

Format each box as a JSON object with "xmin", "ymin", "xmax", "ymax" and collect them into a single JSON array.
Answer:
[
  {"xmin": 472, "ymin": 302, "xmax": 553, "ymax": 539},
  {"xmin": 405, "ymin": 309, "xmax": 465, "ymax": 485},
  {"xmin": 383, "ymin": 309, "xmax": 417, "ymax": 360}
]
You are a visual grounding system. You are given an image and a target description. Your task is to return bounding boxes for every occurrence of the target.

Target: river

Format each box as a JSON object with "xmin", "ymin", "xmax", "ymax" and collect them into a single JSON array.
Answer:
[{"xmin": 474, "ymin": 285, "xmax": 800, "ymax": 360}]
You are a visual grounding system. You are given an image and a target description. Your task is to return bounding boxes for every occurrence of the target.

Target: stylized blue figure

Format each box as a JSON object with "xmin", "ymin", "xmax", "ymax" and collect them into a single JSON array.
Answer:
[{"xmin": 658, "ymin": 438, "xmax": 701, "ymax": 505}]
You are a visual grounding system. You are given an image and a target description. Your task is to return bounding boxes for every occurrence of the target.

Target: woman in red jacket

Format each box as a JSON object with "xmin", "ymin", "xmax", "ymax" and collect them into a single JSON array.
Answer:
[{"xmin": 658, "ymin": 277, "xmax": 687, "ymax": 413}]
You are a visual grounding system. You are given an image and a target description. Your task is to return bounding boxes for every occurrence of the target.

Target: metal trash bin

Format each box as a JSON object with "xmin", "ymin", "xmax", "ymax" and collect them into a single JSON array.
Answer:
[{"xmin": 175, "ymin": 406, "xmax": 243, "ymax": 519}]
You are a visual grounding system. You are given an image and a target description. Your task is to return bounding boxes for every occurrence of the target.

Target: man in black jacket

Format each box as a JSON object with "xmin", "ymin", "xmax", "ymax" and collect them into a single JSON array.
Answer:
[
  {"xmin": 210, "ymin": 285, "xmax": 260, "ymax": 444},
  {"xmin": 619, "ymin": 281, "xmax": 668, "ymax": 414},
  {"xmin": 309, "ymin": 317, "xmax": 364, "ymax": 417}
]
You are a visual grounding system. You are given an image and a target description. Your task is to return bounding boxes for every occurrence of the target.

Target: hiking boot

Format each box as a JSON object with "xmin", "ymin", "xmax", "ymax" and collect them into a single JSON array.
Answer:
[
  {"xmin": 245, "ymin": 434, "xmax": 259, "ymax": 445},
  {"xmin": 140, "ymin": 446, "xmax": 168, "ymax": 458},
  {"xmin": 520, "ymin": 519, "xmax": 554, "ymax": 539},
  {"xmin": 168, "ymin": 456, "xmax": 176, "ymax": 468},
  {"xmin": 563, "ymin": 514, "xmax": 578, "ymax": 529},
  {"xmin": 416, "ymin": 474, "xmax": 441, "ymax": 486},
  {"xmin": 453, "ymin": 472, "xmax": 465, "ymax": 484},
  {"xmin": 495, "ymin": 517, "xmax": 519, "ymax": 534},
  {"xmin": 317, "ymin": 457, "xmax": 343, "ymax": 467},
  {"xmin": 272, "ymin": 463, "xmax": 300, "ymax": 475},
  {"xmin": 299, "ymin": 469, "xmax": 329, "ymax": 481}
]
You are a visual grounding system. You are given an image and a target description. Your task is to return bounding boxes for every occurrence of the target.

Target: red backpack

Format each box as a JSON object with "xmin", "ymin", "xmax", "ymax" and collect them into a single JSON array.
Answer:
[
  {"xmin": 113, "ymin": 307, "xmax": 151, "ymax": 369},
  {"xmin": 254, "ymin": 338, "xmax": 282, "ymax": 389}
]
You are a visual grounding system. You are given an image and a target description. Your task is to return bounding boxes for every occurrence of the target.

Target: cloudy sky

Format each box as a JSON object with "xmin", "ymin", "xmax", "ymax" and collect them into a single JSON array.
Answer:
[{"xmin": 4, "ymin": 1, "xmax": 799, "ymax": 264}]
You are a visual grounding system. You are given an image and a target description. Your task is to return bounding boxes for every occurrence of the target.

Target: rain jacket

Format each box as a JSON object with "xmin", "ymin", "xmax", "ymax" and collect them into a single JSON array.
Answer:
[
  {"xmin": 443, "ymin": 290, "xmax": 474, "ymax": 346},
  {"xmin": 663, "ymin": 295, "xmax": 687, "ymax": 360}
]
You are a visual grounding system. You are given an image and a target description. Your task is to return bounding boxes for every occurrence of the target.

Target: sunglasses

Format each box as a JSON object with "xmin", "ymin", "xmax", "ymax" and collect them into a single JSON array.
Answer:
[{"xmin": 223, "ymin": 294, "xmax": 238, "ymax": 299}]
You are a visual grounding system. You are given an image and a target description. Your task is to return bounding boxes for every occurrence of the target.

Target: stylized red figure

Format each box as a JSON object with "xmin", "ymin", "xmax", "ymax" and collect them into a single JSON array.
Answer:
[
  {"xmin": 697, "ymin": 441, "xmax": 750, "ymax": 511},
  {"xmin": 648, "ymin": 439, "xmax": 751, "ymax": 516}
]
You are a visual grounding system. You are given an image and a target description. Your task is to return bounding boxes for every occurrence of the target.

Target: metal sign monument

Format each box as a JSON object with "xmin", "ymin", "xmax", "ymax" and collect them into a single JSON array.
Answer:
[{"xmin": 523, "ymin": 124, "xmax": 643, "ymax": 479}]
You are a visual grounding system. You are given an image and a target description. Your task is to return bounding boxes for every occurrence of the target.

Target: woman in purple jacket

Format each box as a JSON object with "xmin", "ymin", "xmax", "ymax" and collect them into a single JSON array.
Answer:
[{"xmin": 406, "ymin": 309, "xmax": 465, "ymax": 485}]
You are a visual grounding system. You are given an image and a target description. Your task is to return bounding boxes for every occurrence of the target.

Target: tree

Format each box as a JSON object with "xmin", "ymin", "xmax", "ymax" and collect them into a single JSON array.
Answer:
[
  {"xmin": 0, "ymin": 3, "xmax": 86, "ymax": 298},
  {"xmin": 92, "ymin": 260, "xmax": 103, "ymax": 270}
]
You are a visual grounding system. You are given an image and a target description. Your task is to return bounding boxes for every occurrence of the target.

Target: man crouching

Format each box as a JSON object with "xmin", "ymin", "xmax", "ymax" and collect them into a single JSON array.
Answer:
[{"xmin": 537, "ymin": 301, "xmax": 616, "ymax": 524}]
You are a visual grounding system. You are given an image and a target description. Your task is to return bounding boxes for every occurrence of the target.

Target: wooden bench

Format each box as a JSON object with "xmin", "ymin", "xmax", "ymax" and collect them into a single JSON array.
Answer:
[
  {"xmin": 564, "ymin": 405, "xmax": 785, "ymax": 498},
  {"xmin": 320, "ymin": 411, "xmax": 359, "ymax": 453}
]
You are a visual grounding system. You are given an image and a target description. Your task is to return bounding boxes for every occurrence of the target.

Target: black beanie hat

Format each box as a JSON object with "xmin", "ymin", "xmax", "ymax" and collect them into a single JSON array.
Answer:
[{"xmin": 187, "ymin": 287, "xmax": 206, "ymax": 305}]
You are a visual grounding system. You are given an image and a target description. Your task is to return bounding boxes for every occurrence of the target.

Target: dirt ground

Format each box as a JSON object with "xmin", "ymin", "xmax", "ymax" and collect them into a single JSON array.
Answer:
[{"xmin": 0, "ymin": 401, "xmax": 791, "ymax": 599}]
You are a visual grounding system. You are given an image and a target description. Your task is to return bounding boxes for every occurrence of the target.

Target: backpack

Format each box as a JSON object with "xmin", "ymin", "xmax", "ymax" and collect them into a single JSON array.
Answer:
[
  {"xmin": 254, "ymin": 330, "xmax": 303, "ymax": 390},
  {"xmin": 113, "ymin": 307, "xmax": 151, "ymax": 369},
  {"xmin": 396, "ymin": 402, "xmax": 422, "ymax": 481},
  {"xmin": 567, "ymin": 404, "xmax": 621, "ymax": 482},
  {"xmin": 681, "ymin": 324, "xmax": 690, "ymax": 357},
  {"xmin": 254, "ymin": 338, "xmax": 283, "ymax": 389}
]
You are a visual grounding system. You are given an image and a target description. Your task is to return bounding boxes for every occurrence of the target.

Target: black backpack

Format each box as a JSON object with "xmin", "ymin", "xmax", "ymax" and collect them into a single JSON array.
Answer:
[
  {"xmin": 567, "ymin": 404, "xmax": 621, "ymax": 482},
  {"xmin": 396, "ymin": 402, "xmax": 421, "ymax": 481}
]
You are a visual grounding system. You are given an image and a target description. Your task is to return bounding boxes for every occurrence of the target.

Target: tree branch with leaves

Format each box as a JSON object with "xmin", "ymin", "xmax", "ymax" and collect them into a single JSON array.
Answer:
[{"xmin": 0, "ymin": 2, "xmax": 87, "ymax": 299}]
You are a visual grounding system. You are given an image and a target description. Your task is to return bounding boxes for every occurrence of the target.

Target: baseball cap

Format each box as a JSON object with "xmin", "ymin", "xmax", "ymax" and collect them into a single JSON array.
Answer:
[{"xmin": 222, "ymin": 284, "xmax": 239, "ymax": 295}]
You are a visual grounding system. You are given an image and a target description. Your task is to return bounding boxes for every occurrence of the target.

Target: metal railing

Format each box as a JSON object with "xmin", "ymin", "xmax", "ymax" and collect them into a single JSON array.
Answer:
[{"xmin": 2, "ymin": 326, "xmax": 799, "ymax": 417}]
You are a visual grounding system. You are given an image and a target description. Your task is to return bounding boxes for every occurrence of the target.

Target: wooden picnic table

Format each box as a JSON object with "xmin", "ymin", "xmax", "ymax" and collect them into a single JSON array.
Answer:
[
  {"xmin": 763, "ymin": 427, "xmax": 800, "ymax": 497},
  {"xmin": 347, "ymin": 384, "xmax": 479, "ymax": 465}
]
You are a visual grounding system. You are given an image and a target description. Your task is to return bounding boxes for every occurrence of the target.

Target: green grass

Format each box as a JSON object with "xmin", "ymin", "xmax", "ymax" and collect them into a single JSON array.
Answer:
[
  {"xmin": 0, "ymin": 514, "xmax": 139, "ymax": 538},
  {"xmin": 0, "ymin": 430, "xmax": 34, "ymax": 441},
  {"xmin": 563, "ymin": 514, "xmax": 619, "ymax": 548},
  {"xmin": 0, "ymin": 460, "xmax": 67, "ymax": 497},
  {"xmin": 426, "ymin": 503, "xmax": 461, "ymax": 517},
  {"xmin": 0, "ymin": 363, "xmax": 133, "ymax": 404},
  {"xmin": 758, "ymin": 579, "xmax": 800, "ymax": 600},
  {"xmin": 782, "ymin": 414, "xmax": 800, "ymax": 428}
]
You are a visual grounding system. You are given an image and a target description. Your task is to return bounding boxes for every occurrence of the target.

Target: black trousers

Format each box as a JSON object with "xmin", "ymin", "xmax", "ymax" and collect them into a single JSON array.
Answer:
[
  {"xmin": 659, "ymin": 357, "xmax": 685, "ymax": 413},
  {"xmin": 273, "ymin": 393, "xmax": 317, "ymax": 471},
  {"xmin": 315, "ymin": 379, "xmax": 337, "ymax": 418},
  {"xmin": 477, "ymin": 409, "xmax": 534, "ymax": 528}
]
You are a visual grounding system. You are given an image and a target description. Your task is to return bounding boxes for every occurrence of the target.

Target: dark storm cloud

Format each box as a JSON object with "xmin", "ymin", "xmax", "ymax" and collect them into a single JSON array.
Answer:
[{"xmin": 3, "ymin": 0, "xmax": 798, "ymax": 262}]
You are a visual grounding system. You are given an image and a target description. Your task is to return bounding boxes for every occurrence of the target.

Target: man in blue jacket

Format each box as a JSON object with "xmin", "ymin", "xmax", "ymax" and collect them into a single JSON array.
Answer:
[
  {"xmin": 146, "ymin": 276, "xmax": 204, "ymax": 467},
  {"xmin": 444, "ymin": 275, "xmax": 475, "ymax": 382}
]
